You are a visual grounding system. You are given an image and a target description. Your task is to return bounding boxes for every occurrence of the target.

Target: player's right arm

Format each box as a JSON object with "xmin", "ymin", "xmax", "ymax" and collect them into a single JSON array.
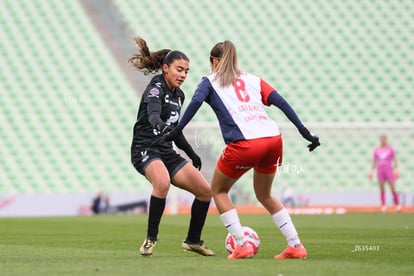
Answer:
[
  {"xmin": 369, "ymin": 152, "xmax": 377, "ymax": 180},
  {"xmin": 145, "ymin": 86, "xmax": 171, "ymax": 134}
]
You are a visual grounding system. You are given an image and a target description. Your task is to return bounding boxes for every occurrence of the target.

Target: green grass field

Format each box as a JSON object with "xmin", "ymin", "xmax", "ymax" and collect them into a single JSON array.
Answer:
[{"xmin": 0, "ymin": 213, "xmax": 413, "ymax": 275}]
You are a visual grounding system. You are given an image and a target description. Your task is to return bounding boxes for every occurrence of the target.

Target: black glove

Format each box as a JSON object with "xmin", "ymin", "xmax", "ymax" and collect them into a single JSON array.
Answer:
[
  {"xmin": 150, "ymin": 127, "xmax": 180, "ymax": 147},
  {"xmin": 174, "ymin": 131, "xmax": 202, "ymax": 170},
  {"xmin": 299, "ymin": 127, "xmax": 320, "ymax": 152},
  {"xmin": 187, "ymin": 151, "xmax": 202, "ymax": 170}
]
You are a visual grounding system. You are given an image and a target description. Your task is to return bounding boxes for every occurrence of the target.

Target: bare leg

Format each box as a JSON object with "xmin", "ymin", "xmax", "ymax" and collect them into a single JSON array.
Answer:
[
  {"xmin": 379, "ymin": 181, "xmax": 386, "ymax": 205},
  {"xmin": 145, "ymin": 160, "xmax": 171, "ymax": 198},
  {"xmin": 172, "ymin": 162, "xmax": 211, "ymax": 202},
  {"xmin": 211, "ymin": 167, "xmax": 238, "ymax": 214},
  {"xmin": 388, "ymin": 181, "xmax": 400, "ymax": 209},
  {"xmin": 253, "ymin": 170, "xmax": 283, "ymax": 214},
  {"xmin": 378, "ymin": 181, "xmax": 386, "ymax": 211},
  {"xmin": 253, "ymin": 170, "xmax": 304, "ymax": 250}
]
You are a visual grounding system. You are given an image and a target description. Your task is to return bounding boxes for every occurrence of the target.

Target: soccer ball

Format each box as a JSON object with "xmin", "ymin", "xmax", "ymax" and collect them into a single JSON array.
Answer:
[{"xmin": 225, "ymin": 226, "xmax": 260, "ymax": 255}]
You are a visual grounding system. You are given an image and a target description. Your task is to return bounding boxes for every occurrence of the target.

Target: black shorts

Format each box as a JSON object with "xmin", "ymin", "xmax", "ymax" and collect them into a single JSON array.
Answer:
[{"xmin": 131, "ymin": 149, "xmax": 188, "ymax": 178}]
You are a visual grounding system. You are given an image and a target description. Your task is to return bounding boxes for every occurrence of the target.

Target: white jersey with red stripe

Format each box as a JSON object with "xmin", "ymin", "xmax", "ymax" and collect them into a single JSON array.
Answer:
[{"xmin": 205, "ymin": 72, "xmax": 280, "ymax": 142}]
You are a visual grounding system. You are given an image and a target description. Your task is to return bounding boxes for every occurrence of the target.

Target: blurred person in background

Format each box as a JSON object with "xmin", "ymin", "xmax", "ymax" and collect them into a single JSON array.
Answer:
[
  {"xmin": 369, "ymin": 134, "xmax": 400, "ymax": 212},
  {"xmin": 128, "ymin": 37, "xmax": 215, "ymax": 257},
  {"xmin": 91, "ymin": 190, "xmax": 110, "ymax": 214}
]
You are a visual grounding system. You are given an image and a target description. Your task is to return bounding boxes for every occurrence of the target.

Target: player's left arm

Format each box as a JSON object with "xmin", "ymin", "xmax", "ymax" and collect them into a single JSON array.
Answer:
[
  {"xmin": 392, "ymin": 149, "xmax": 399, "ymax": 179},
  {"xmin": 260, "ymin": 79, "xmax": 304, "ymax": 129},
  {"xmin": 260, "ymin": 79, "xmax": 320, "ymax": 151},
  {"xmin": 173, "ymin": 131, "xmax": 202, "ymax": 170}
]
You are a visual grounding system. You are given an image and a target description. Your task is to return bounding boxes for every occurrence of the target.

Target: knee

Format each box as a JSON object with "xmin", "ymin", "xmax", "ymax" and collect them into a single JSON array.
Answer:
[
  {"xmin": 212, "ymin": 187, "xmax": 229, "ymax": 199},
  {"xmin": 211, "ymin": 186, "xmax": 220, "ymax": 196},
  {"xmin": 197, "ymin": 186, "xmax": 212, "ymax": 202},
  {"xmin": 255, "ymin": 192, "xmax": 272, "ymax": 204},
  {"xmin": 152, "ymin": 179, "xmax": 171, "ymax": 198}
]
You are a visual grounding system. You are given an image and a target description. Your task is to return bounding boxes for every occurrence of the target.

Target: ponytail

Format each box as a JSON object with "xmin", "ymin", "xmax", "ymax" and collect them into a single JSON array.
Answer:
[
  {"xmin": 210, "ymin": 40, "xmax": 240, "ymax": 87},
  {"xmin": 129, "ymin": 37, "xmax": 189, "ymax": 75}
]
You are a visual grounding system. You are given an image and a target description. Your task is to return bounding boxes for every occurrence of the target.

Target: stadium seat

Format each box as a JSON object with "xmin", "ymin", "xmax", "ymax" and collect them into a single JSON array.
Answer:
[{"xmin": 1, "ymin": 0, "xmax": 412, "ymax": 203}]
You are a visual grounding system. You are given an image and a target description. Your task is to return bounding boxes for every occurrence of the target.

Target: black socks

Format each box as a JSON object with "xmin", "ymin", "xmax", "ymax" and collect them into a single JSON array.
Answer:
[
  {"xmin": 146, "ymin": 195, "xmax": 166, "ymax": 240},
  {"xmin": 185, "ymin": 199, "xmax": 211, "ymax": 243},
  {"xmin": 146, "ymin": 196, "xmax": 210, "ymax": 243}
]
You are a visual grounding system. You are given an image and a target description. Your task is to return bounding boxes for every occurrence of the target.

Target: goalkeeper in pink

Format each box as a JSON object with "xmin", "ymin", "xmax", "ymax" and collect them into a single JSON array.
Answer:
[{"xmin": 369, "ymin": 135, "xmax": 400, "ymax": 212}]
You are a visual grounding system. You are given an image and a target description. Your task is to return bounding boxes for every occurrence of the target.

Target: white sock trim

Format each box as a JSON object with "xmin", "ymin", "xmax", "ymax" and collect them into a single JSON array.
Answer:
[
  {"xmin": 220, "ymin": 208, "xmax": 239, "ymax": 227},
  {"xmin": 220, "ymin": 209, "xmax": 245, "ymax": 246},
  {"xmin": 272, "ymin": 208, "xmax": 301, "ymax": 247}
]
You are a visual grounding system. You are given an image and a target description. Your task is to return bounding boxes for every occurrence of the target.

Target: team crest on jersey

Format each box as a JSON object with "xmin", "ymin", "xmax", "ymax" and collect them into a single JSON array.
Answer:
[{"xmin": 148, "ymin": 87, "xmax": 160, "ymax": 98}]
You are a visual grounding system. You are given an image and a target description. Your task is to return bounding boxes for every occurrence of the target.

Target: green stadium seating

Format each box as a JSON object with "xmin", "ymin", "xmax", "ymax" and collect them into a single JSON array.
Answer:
[{"xmin": 1, "ymin": 0, "xmax": 413, "ymax": 202}]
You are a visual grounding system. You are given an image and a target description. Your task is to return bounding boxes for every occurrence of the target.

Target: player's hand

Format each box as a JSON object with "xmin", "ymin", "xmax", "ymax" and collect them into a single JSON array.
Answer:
[
  {"xmin": 171, "ymin": 130, "xmax": 202, "ymax": 170},
  {"xmin": 368, "ymin": 172, "xmax": 373, "ymax": 180},
  {"xmin": 150, "ymin": 125, "xmax": 179, "ymax": 147},
  {"xmin": 393, "ymin": 170, "xmax": 399, "ymax": 180},
  {"xmin": 156, "ymin": 122, "xmax": 173, "ymax": 135},
  {"xmin": 162, "ymin": 127, "xmax": 180, "ymax": 141},
  {"xmin": 299, "ymin": 127, "xmax": 320, "ymax": 152}
]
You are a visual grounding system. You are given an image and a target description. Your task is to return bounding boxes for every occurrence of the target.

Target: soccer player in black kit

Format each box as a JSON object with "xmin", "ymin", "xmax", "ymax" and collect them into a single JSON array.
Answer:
[{"xmin": 129, "ymin": 37, "xmax": 215, "ymax": 257}]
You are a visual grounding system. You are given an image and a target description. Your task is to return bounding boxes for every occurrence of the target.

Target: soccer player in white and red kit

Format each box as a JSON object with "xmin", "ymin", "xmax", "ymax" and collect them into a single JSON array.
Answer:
[
  {"xmin": 160, "ymin": 41, "xmax": 320, "ymax": 259},
  {"xmin": 369, "ymin": 135, "xmax": 400, "ymax": 212}
]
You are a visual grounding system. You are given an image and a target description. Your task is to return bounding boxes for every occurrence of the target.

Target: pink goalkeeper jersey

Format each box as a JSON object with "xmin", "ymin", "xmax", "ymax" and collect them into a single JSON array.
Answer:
[{"xmin": 374, "ymin": 146, "xmax": 395, "ymax": 170}]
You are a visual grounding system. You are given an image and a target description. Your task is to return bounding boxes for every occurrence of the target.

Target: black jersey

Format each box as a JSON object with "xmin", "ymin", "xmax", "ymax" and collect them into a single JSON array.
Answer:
[{"xmin": 131, "ymin": 74, "xmax": 185, "ymax": 154}]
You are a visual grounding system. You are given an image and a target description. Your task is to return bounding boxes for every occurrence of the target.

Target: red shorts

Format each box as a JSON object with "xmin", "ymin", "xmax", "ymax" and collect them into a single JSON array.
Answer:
[{"xmin": 217, "ymin": 135, "xmax": 283, "ymax": 179}]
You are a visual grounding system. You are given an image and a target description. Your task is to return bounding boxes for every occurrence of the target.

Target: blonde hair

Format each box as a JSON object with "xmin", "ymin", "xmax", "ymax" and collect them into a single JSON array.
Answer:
[{"xmin": 210, "ymin": 40, "xmax": 240, "ymax": 87}]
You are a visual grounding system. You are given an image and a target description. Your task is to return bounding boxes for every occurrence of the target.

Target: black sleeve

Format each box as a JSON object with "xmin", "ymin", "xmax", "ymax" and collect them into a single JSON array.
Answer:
[
  {"xmin": 173, "ymin": 131, "xmax": 197, "ymax": 158},
  {"xmin": 177, "ymin": 78, "xmax": 210, "ymax": 130},
  {"xmin": 267, "ymin": 91, "xmax": 304, "ymax": 130}
]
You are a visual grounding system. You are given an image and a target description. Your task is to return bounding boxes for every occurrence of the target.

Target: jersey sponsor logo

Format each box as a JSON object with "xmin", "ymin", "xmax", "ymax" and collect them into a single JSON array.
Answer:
[
  {"xmin": 235, "ymin": 165, "xmax": 252, "ymax": 170},
  {"xmin": 378, "ymin": 152, "xmax": 389, "ymax": 160},
  {"xmin": 244, "ymin": 114, "xmax": 269, "ymax": 122},
  {"xmin": 165, "ymin": 94, "xmax": 181, "ymax": 107},
  {"xmin": 166, "ymin": 111, "xmax": 179, "ymax": 125},
  {"xmin": 148, "ymin": 88, "xmax": 160, "ymax": 98},
  {"xmin": 238, "ymin": 103, "xmax": 265, "ymax": 113}
]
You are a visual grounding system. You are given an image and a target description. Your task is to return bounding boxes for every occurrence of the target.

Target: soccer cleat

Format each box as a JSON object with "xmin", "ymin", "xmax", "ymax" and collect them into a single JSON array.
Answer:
[
  {"xmin": 228, "ymin": 241, "xmax": 255, "ymax": 260},
  {"xmin": 181, "ymin": 240, "xmax": 216, "ymax": 256},
  {"xmin": 274, "ymin": 244, "xmax": 307, "ymax": 260},
  {"xmin": 140, "ymin": 238, "xmax": 157, "ymax": 256}
]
